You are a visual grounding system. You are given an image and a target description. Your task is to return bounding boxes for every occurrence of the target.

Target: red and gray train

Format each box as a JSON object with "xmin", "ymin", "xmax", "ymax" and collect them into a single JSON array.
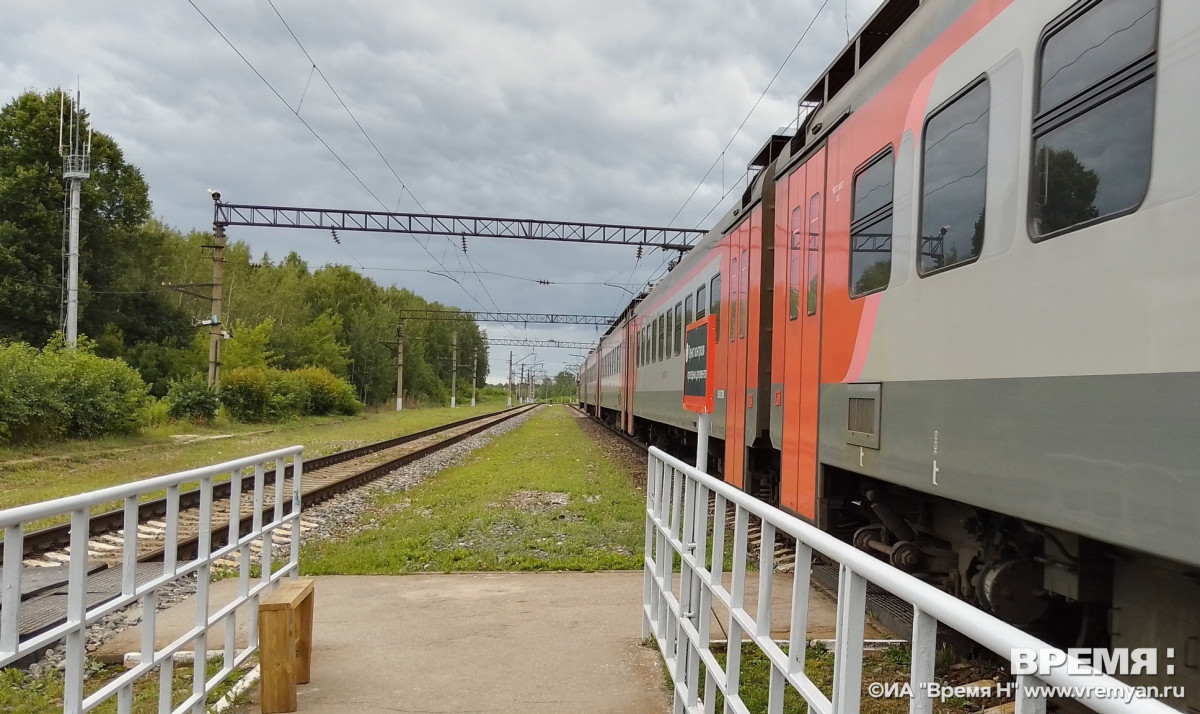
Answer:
[{"xmin": 580, "ymin": 0, "xmax": 1199, "ymax": 704}]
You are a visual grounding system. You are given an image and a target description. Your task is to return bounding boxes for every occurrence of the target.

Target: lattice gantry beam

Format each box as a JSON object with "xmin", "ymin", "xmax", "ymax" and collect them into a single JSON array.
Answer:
[
  {"xmin": 214, "ymin": 202, "xmax": 702, "ymax": 251},
  {"xmin": 485, "ymin": 338, "xmax": 595, "ymax": 350},
  {"xmin": 397, "ymin": 309, "xmax": 616, "ymax": 326}
]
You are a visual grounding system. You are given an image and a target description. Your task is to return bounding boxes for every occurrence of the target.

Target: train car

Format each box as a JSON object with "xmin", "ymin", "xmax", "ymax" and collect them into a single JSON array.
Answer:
[
  {"xmin": 579, "ymin": 350, "xmax": 598, "ymax": 414},
  {"xmin": 591, "ymin": 297, "xmax": 643, "ymax": 430},
  {"xmin": 593, "ymin": 0, "xmax": 1200, "ymax": 705}
]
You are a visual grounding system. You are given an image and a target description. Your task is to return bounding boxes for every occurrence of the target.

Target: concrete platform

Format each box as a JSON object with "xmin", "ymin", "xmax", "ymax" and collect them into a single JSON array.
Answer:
[{"xmin": 97, "ymin": 571, "xmax": 879, "ymax": 713}]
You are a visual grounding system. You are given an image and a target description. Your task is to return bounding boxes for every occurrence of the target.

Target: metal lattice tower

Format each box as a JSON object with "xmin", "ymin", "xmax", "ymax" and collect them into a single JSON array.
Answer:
[{"xmin": 61, "ymin": 87, "xmax": 91, "ymax": 348}]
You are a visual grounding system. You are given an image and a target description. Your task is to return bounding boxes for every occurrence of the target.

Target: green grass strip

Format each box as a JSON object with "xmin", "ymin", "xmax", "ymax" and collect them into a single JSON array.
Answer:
[{"xmin": 301, "ymin": 406, "xmax": 646, "ymax": 574}]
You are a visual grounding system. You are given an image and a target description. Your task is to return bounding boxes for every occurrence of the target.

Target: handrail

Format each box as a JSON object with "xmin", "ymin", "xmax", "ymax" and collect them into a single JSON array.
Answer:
[
  {"xmin": 0, "ymin": 446, "xmax": 304, "ymax": 714},
  {"xmin": 643, "ymin": 446, "xmax": 1178, "ymax": 714}
]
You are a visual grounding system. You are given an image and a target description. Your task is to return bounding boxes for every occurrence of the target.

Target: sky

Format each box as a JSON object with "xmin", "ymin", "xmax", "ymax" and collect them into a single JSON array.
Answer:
[{"xmin": 1, "ymin": 0, "xmax": 884, "ymax": 383}]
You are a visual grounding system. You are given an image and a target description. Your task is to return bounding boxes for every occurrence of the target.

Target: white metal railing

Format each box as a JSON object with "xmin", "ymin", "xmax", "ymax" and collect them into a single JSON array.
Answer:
[
  {"xmin": 642, "ymin": 447, "xmax": 1179, "ymax": 714},
  {"xmin": 0, "ymin": 445, "xmax": 304, "ymax": 714}
]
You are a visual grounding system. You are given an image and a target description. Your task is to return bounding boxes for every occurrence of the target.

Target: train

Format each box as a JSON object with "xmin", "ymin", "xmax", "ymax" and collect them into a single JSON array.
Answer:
[{"xmin": 579, "ymin": 0, "xmax": 1200, "ymax": 706}]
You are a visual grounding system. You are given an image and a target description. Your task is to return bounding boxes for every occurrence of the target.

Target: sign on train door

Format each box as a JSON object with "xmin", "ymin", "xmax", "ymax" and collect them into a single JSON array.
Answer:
[{"xmin": 683, "ymin": 314, "xmax": 716, "ymax": 414}]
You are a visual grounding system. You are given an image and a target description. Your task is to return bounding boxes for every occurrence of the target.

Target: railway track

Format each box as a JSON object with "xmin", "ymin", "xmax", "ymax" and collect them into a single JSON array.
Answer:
[{"xmin": 11, "ymin": 405, "xmax": 538, "ymax": 572}]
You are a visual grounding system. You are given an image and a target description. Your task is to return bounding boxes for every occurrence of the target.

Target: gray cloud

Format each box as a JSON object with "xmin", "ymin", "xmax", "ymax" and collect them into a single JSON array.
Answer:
[{"xmin": 1, "ymin": 0, "xmax": 882, "ymax": 380}]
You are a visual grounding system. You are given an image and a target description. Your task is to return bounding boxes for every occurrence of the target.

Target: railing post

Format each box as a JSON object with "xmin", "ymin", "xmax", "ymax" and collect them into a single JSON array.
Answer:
[
  {"xmin": 725, "ymin": 505, "xmax": 750, "ymax": 708},
  {"xmin": 831, "ymin": 565, "xmax": 866, "ymax": 714},
  {"xmin": 64, "ymin": 507, "xmax": 90, "ymax": 714},
  {"xmin": 642, "ymin": 454, "xmax": 656, "ymax": 640},
  {"xmin": 165, "ymin": 484, "xmax": 180, "ymax": 576},
  {"xmin": 788, "ymin": 542, "xmax": 812, "ymax": 678},
  {"xmin": 121, "ymin": 496, "xmax": 138, "ymax": 598},
  {"xmin": 1016, "ymin": 675, "xmax": 1048, "ymax": 714},
  {"xmin": 909, "ymin": 605, "xmax": 937, "ymax": 714},
  {"xmin": 1, "ymin": 524, "xmax": 23, "ymax": 660},
  {"xmin": 289, "ymin": 455, "xmax": 303, "ymax": 578},
  {"xmin": 677, "ymin": 472, "xmax": 699, "ymax": 710},
  {"xmin": 192, "ymin": 475, "xmax": 215, "ymax": 713}
]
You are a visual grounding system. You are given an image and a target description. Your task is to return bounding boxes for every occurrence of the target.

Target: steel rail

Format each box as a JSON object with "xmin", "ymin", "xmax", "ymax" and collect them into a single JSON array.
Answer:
[
  {"xmin": 150, "ymin": 404, "xmax": 539, "ymax": 564},
  {"xmin": 4, "ymin": 406, "xmax": 529, "ymax": 564}
]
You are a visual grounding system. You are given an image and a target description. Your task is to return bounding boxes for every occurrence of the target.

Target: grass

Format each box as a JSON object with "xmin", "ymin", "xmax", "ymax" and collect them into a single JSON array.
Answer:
[
  {"xmin": 0, "ymin": 657, "xmax": 253, "ymax": 714},
  {"xmin": 658, "ymin": 641, "xmax": 984, "ymax": 713},
  {"xmin": 300, "ymin": 405, "xmax": 646, "ymax": 573},
  {"xmin": 0, "ymin": 400, "xmax": 506, "ymax": 515}
]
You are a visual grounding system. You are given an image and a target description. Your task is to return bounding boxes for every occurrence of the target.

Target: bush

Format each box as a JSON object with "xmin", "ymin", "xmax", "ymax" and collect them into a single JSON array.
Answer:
[
  {"xmin": 219, "ymin": 366, "xmax": 361, "ymax": 422},
  {"xmin": 142, "ymin": 398, "xmax": 171, "ymax": 428},
  {"xmin": 219, "ymin": 367, "xmax": 271, "ymax": 422},
  {"xmin": 295, "ymin": 366, "xmax": 361, "ymax": 416},
  {"xmin": 265, "ymin": 369, "xmax": 310, "ymax": 422},
  {"xmin": 166, "ymin": 375, "xmax": 220, "ymax": 422},
  {"xmin": 0, "ymin": 338, "xmax": 150, "ymax": 443}
]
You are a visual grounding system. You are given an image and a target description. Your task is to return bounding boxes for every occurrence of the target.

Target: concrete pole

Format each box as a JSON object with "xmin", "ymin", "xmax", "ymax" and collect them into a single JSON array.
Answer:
[
  {"xmin": 207, "ymin": 223, "xmax": 226, "ymax": 388},
  {"xmin": 696, "ymin": 412, "xmax": 710, "ymax": 472},
  {"xmin": 519, "ymin": 365, "xmax": 525, "ymax": 404},
  {"xmin": 450, "ymin": 331, "xmax": 458, "ymax": 408},
  {"xmin": 65, "ymin": 177, "xmax": 82, "ymax": 348},
  {"xmin": 471, "ymin": 348, "xmax": 478, "ymax": 407},
  {"xmin": 395, "ymin": 321, "xmax": 405, "ymax": 411},
  {"xmin": 507, "ymin": 352, "xmax": 513, "ymax": 408}
]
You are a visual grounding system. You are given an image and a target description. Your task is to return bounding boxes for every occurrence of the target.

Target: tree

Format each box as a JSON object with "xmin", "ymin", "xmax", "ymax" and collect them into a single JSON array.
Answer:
[
  {"xmin": 854, "ymin": 260, "xmax": 891, "ymax": 296},
  {"xmin": 0, "ymin": 90, "xmax": 184, "ymax": 346},
  {"xmin": 1036, "ymin": 147, "xmax": 1099, "ymax": 234}
]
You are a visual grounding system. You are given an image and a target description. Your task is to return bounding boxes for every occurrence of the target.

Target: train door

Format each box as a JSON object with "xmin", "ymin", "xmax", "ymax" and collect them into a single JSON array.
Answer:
[
  {"xmin": 724, "ymin": 218, "xmax": 752, "ymax": 489},
  {"xmin": 623, "ymin": 320, "xmax": 636, "ymax": 434},
  {"xmin": 780, "ymin": 149, "xmax": 827, "ymax": 520},
  {"xmin": 780, "ymin": 167, "xmax": 808, "ymax": 513}
]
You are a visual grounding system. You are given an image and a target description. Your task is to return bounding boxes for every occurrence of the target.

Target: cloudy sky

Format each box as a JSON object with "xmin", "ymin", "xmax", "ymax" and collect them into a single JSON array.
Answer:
[{"xmin": 1, "ymin": 0, "xmax": 882, "ymax": 381}]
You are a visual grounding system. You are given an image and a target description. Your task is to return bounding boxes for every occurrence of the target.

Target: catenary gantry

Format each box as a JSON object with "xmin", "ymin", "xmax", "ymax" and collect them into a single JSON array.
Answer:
[
  {"xmin": 213, "ymin": 202, "xmax": 702, "ymax": 251},
  {"xmin": 397, "ymin": 309, "xmax": 616, "ymax": 326}
]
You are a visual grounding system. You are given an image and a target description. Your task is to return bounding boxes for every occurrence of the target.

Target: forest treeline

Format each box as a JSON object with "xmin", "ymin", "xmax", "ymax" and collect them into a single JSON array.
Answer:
[{"xmin": 0, "ymin": 89, "xmax": 487, "ymax": 440}]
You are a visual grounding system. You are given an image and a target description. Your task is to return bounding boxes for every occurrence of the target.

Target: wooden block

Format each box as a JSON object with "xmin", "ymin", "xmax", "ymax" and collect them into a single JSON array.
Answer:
[
  {"xmin": 261, "ymin": 578, "xmax": 314, "ymax": 611},
  {"xmin": 259, "ymin": 578, "xmax": 316, "ymax": 711},
  {"xmin": 295, "ymin": 586, "xmax": 314, "ymax": 684},
  {"xmin": 980, "ymin": 703, "xmax": 1016, "ymax": 714},
  {"xmin": 259, "ymin": 607, "xmax": 297, "ymax": 714}
]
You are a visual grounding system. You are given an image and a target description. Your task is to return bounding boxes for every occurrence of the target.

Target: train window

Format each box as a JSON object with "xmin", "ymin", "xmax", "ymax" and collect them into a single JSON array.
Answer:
[
  {"xmin": 674, "ymin": 303, "xmax": 683, "ymax": 356},
  {"xmin": 739, "ymin": 249, "xmax": 749, "ymax": 339},
  {"xmin": 730, "ymin": 256, "xmax": 738, "ymax": 343},
  {"xmin": 685, "ymin": 295, "xmax": 694, "ymax": 327},
  {"xmin": 1031, "ymin": 0, "xmax": 1157, "ymax": 239},
  {"xmin": 709, "ymin": 275, "xmax": 720, "ymax": 339},
  {"xmin": 920, "ymin": 78, "xmax": 991, "ymax": 275},
  {"xmin": 696, "ymin": 284, "xmax": 707, "ymax": 319},
  {"xmin": 850, "ymin": 148, "xmax": 895, "ymax": 298},
  {"xmin": 807, "ymin": 193, "xmax": 821, "ymax": 316},
  {"xmin": 789, "ymin": 206, "xmax": 803, "ymax": 321},
  {"xmin": 657, "ymin": 316, "xmax": 665, "ymax": 363},
  {"xmin": 666, "ymin": 309, "xmax": 674, "ymax": 359}
]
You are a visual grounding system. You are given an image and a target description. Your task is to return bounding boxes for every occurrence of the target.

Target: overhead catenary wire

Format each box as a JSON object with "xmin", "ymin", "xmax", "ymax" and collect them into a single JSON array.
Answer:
[
  {"xmin": 190, "ymin": 0, "xmax": 520, "ymax": 358},
  {"xmin": 611, "ymin": 0, "xmax": 838, "ymax": 309},
  {"xmin": 262, "ymin": 0, "xmax": 523, "ymax": 352},
  {"xmin": 663, "ymin": 0, "xmax": 834, "ymax": 231}
]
